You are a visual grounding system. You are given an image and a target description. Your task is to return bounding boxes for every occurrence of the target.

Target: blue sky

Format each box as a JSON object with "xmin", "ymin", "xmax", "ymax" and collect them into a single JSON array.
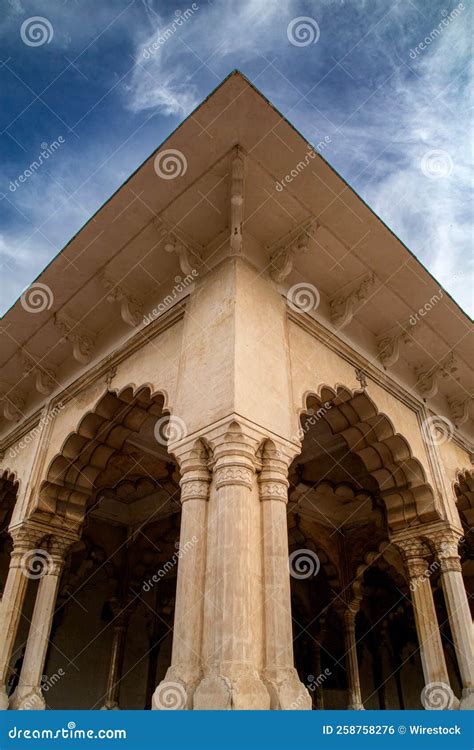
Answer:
[{"xmin": 0, "ymin": 0, "xmax": 472, "ymax": 316}]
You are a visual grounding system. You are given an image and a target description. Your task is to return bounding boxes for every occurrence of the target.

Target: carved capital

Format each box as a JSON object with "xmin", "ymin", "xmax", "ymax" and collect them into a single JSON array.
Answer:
[
  {"xmin": 258, "ymin": 451, "xmax": 289, "ymax": 502},
  {"xmin": 54, "ymin": 313, "xmax": 96, "ymax": 364},
  {"xmin": 393, "ymin": 536, "xmax": 430, "ymax": 581},
  {"xmin": 430, "ymin": 530, "xmax": 462, "ymax": 574},
  {"xmin": 330, "ymin": 272, "xmax": 375, "ymax": 329}
]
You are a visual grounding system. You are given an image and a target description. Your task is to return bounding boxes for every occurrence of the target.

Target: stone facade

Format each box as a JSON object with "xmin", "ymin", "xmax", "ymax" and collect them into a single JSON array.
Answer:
[{"xmin": 0, "ymin": 73, "xmax": 472, "ymax": 711}]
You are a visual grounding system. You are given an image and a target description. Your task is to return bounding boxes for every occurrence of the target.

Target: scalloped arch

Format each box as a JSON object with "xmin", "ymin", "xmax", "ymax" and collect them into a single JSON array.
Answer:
[
  {"xmin": 34, "ymin": 384, "xmax": 171, "ymax": 527},
  {"xmin": 299, "ymin": 384, "xmax": 440, "ymax": 532}
]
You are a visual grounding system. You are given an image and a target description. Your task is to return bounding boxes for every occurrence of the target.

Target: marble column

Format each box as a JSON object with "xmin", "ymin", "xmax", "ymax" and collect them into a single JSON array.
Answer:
[
  {"xmin": 259, "ymin": 444, "xmax": 310, "ymax": 709},
  {"xmin": 395, "ymin": 537, "xmax": 456, "ymax": 710},
  {"xmin": 432, "ymin": 529, "xmax": 474, "ymax": 710},
  {"xmin": 101, "ymin": 612, "xmax": 129, "ymax": 710},
  {"xmin": 11, "ymin": 538, "xmax": 71, "ymax": 710},
  {"xmin": 193, "ymin": 424, "xmax": 270, "ymax": 709},
  {"xmin": 153, "ymin": 445, "xmax": 210, "ymax": 710},
  {"xmin": 0, "ymin": 525, "xmax": 41, "ymax": 710},
  {"xmin": 342, "ymin": 604, "xmax": 364, "ymax": 710}
]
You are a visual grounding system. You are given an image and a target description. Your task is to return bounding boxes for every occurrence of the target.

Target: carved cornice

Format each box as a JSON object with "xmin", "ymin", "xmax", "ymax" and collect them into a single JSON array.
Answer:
[
  {"xmin": 54, "ymin": 313, "xmax": 96, "ymax": 364},
  {"xmin": 229, "ymin": 146, "xmax": 245, "ymax": 256},
  {"xmin": 101, "ymin": 270, "xmax": 144, "ymax": 327},
  {"xmin": 330, "ymin": 272, "xmax": 376, "ymax": 329},
  {"xmin": 415, "ymin": 352, "xmax": 458, "ymax": 399}
]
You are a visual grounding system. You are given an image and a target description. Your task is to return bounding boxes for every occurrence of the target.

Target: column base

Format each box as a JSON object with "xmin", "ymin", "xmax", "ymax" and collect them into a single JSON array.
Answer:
[
  {"xmin": 193, "ymin": 668, "xmax": 271, "ymax": 710},
  {"xmin": 460, "ymin": 688, "xmax": 474, "ymax": 710},
  {"xmin": 9, "ymin": 686, "xmax": 45, "ymax": 710},
  {"xmin": 263, "ymin": 668, "xmax": 312, "ymax": 710},
  {"xmin": 0, "ymin": 685, "xmax": 9, "ymax": 710},
  {"xmin": 100, "ymin": 701, "xmax": 120, "ymax": 710}
]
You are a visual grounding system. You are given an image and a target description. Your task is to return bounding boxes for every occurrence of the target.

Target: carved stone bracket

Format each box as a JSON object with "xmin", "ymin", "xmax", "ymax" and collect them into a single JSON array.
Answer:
[
  {"xmin": 229, "ymin": 146, "xmax": 245, "ymax": 256},
  {"xmin": 154, "ymin": 218, "xmax": 203, "ymax": 277},
  {"xmin": 377, "ymin": 327, "xmax": 414, "ymax": 368},
  {"xmin": 330, "ymin": 272, "xmax": 376, "ymax": 329},
  {"xmin": 415, "ymin": 352, "xmax": 458, "ymax": 399},
  {"xmin": 0, "ymin": 383, "xmax": 26, "ymax": 422},
  {"xmin": 447, "ymin": 396, "xmax": 471, "ymax": 426},
  {"xmin": 54, "ymin": 313, "xmax": 96, "ymax": 364},
  {"xmin": 268, "ymin": 222, "xmax": 316, "ymax": 282},
  {"xmin": 101, "ymin": 270, "xmax": 143, "ymax": 327},
  {"xmin": 21, "ymin": 354, "xmax": 56, "ymax": 395}
]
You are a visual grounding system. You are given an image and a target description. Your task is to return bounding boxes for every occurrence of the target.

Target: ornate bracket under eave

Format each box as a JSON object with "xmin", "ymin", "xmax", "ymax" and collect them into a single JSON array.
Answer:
[
  {"xmin": 268, "ymin": 219, "xmax": 318, "ymax": 282},
  {"xmin": 21, "ymin": 353, "xmax": 56, "ymax": 395},
  {"xmin": 0, "ymin": 382, "xmax": 26, "ymax": 422},
  {"xmin": 101, "ymin": 270, "xmax": 144, "ymax": 327},
  {"xmin": 54, "ymin": 313, "xmax": 96, "ymax": 365},
  {"xmin": 229, "ymin": 146, "xmax": 245, "ymax": 256},
  {"xmin": 154, "ymin": 218, "xmax": 203, "ymax": 277},
  {"xmin": 447, "ymin": 395, "xmax": 472, "ymax": 426},
  {"xmin": 415, "ymin": 352, "xmax": 458, "ymax": 399},
  {"xmin": 377, "ymin": 325, "xmax": 416, "ymax": 368},
  {"xmin": 330, "ymin": 272, "xmax": 376, "ymax": 329}
]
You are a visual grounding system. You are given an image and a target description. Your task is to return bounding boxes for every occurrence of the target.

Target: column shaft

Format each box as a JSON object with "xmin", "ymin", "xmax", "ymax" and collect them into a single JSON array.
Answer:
[{"xmin": 342, "ymin": 607, "xmax": 364, "ymax": 710}]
